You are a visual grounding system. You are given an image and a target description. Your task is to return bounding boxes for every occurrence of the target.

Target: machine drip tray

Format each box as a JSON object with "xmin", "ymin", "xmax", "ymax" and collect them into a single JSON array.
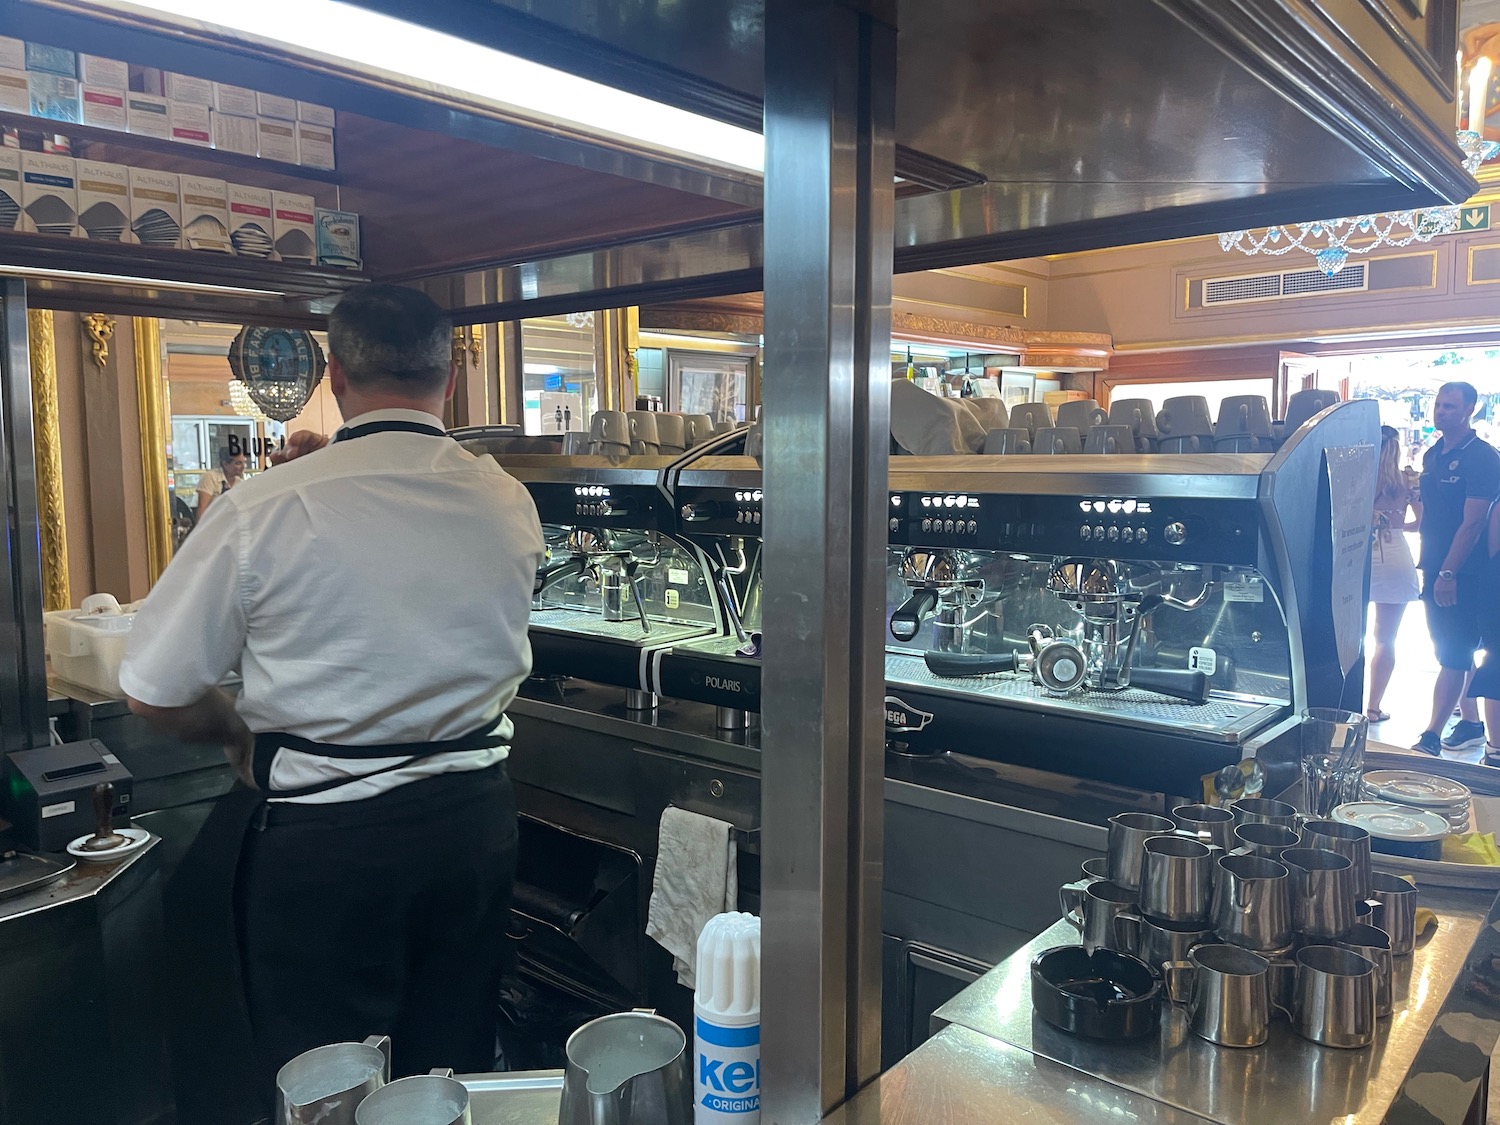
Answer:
[
  {"xmin": 886, "ymin": 652, "xmax": 1281, "ymax": 742},
  {"xmin": 530, "ymin": 607, "xmax": 713, "ymax": 645}
]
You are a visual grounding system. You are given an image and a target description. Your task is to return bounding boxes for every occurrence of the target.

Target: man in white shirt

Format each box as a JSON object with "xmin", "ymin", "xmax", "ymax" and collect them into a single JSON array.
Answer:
[{"xmin": 121, "ymin": 284, "xmax": 544, "ymax": 1118}]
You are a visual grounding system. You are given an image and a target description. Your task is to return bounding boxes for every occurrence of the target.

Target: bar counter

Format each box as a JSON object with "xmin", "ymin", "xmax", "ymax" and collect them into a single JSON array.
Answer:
[{"xmin": 825, "ymin": 883, "xmax": 1500, "ymax": 1125}]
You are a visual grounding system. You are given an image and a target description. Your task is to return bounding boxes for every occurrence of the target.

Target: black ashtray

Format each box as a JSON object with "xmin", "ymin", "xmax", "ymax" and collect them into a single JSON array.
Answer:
[{"xmin": 1031, "ymin": 944, "xmax": 1162, "ymax": 1040}]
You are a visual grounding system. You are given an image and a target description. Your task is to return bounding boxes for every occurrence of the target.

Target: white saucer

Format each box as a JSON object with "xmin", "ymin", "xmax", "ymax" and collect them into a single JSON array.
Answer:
[
  {"xmin": 1332, "ymin": 802, "xmax": 1450, "ymax": 841},
  {"xmin": 66, "ymin": 827, "xmax": 150, "ymax": 862}
]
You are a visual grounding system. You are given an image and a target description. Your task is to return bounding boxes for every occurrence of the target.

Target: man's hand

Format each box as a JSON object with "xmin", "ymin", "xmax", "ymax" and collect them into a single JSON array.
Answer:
[
  {"xmin": 225, "ymin": 727, "xmax": 258, "ymax": 790},
  {"xmin": 1435, "ymin": 574, "xmax": 1458, "ymax": 607},
  {"xmin": 128, "ymin": 689, "xmax": 258, "ymax": 789},
  {"xmin": 269, "ymin": 430, "xmax": 329, "ymax": 466}
]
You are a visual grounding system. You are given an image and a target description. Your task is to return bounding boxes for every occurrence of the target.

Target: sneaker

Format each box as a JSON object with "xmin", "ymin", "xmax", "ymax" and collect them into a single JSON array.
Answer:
[
  {"xmin": 1442, "ymin": 720, "xmax": 1486, "ymax": 752},
  {"xmin": 1485, "ymin": 743, "xmax": 1500, "ymax": 768},
  {"xmin": 1412, "ymin": 731, "xmax": 1443, "ymax": 755}
]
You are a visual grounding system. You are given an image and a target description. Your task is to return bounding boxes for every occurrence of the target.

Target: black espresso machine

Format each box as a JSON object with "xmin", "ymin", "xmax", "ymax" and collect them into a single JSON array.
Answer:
[{"xmin": 881, "ymin": 399, "xmax": 1378, "ymax": 799}]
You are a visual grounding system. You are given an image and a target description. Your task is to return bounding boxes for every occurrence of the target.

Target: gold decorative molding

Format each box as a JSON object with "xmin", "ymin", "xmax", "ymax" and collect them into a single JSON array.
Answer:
[
  {"xmin": 82, "ymin": 312, "xmax": 114, "ymax": 369},
  {"xmin": 27, "ymin": 309, "xmax": 69, "ymax": 612},
  {"xmin": 640, "ymin": 308, "xmax": 766, "ymax": 335},
  {"xmin": 133, "ymin": 318, "xmax": 173, "ymax": 584}
]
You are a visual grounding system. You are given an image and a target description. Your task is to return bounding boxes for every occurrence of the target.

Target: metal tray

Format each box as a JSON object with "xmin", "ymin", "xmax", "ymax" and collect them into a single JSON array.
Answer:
[
  {"xmin": 458, "ymin": 1070, "xmax": 564, "ymax": 1125},
  {"xmin": 0, "ymin": 852, "xmax": 75, "ymax": 901}
]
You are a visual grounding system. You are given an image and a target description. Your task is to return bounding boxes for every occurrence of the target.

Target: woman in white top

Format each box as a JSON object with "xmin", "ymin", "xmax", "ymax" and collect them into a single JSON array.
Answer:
[
  {"xmin": 1366, "ymin": 425, "xmax": 1421, "ymax": 722},
  {"xmin": 196, "ymin": 446, "xmax": 248, "ymax": 522}
]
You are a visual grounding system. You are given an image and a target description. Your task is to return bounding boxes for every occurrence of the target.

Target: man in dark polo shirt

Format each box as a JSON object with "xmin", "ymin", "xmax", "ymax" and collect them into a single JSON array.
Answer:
[{"xmin": 1413, "ymin": 381, "xmax": 1500, "ymax": 755}]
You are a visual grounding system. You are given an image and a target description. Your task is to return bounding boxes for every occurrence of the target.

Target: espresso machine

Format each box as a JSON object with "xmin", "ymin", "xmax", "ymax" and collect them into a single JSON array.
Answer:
[
  {"xmin": 654, "ymin": 429, "xmax": 765, "ymax": 730},
  {"xmin": 883, "ymin": 400, "xmax": 1377, "ymax": 798},
  {"xmin": 455, "ymin": 428, "xmax": 723, "ymax": 710}
]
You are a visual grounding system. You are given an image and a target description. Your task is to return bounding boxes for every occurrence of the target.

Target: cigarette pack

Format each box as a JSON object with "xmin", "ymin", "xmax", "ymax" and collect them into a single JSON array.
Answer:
[
  {"xmin": 271, "ymin": 190, "xmax": 315, "ymax": 264},
  {"xmin": 170, "ymin": 100, "xmax": 212, "ymax": 147},
  {"xmin": 296, "ymin": 122, "xmax": 335, "ymax": 171},
  {"xmin": 227, "ymin": 183, "xmax": 273, "ymax": 258},
  {"xmin": 28, "ymin": 73, "xmax": 80, "ymax": 123},
  {"xmin": 297, "ymin": 101, "xmax": 334, "ymax": 126},
  {"xmin": 78, "ymin": 55, "xmax": 129, "ymax": 89},
  {"xmin": 0, "ymin": 67, "xmax": 28, "ymax": 114},
  {"xmin": 256, "ymin": 91, "xmax": 297, "ymax": 121},
  {"xmin": 24, "ymin": 43, "xmax": 75, "ymax": 78},
  {"xmin": 126, "ymin": 92, "xmax": 170, "ymax": 140},
  {"xmin": 0, "ymin": 149, "xmax": 21, "ymax": 232},
  {"xmin": 128, "ymin": 167, "xmax": 181, "ymax": 249},
  {"xmin": 0, "ymin": 37, "xmax": 24, "ymax": 73},
  {"xmin": 81, "ymin": 86, "xmax": 127, "ymax": 131},
  {"xmin": 212, "ymin": 111, "xmax": 258, "ymax": 156},
  {"xmin": 20, "ymin": 153, "xmax": 77, "ymax": 237},
  {"xmin": 257, "ymin": 117, "xmax": 297, "ymax": 164},
  {"xmin": 315, "ymin": 208, "xmax": 361, "ymax": 269},
  {"xmin": 213, "ymin": 82, "xmax": 258, "ymax": 118},
  {"xmin": 163, "ymin": 72, "xmax": 214, "ymax": 105},
  {"xmin": 76, "ymin": 160, "xmax": 129, "ymax": 241},
  {"xmin": 180, "ymin": 174, "xmax": 231, "ymax": 253}
]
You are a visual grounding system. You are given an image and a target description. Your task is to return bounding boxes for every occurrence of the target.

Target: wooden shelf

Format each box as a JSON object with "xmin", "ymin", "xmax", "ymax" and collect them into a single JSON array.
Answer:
[{"xmin": 0, "ymin": 110, "xmax": 341, "ymax": 191}]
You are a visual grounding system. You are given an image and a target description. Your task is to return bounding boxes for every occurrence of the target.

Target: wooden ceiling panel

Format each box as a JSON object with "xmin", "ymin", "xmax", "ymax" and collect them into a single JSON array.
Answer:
[{"xmin": 335, "ymin": 113, "xmax": 754, "ymax": 280}]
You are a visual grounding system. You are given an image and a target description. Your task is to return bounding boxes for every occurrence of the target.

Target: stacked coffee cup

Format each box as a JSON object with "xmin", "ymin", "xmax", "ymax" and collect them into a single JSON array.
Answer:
[{"xmin": 1060, "ymin": 797, "xmax": 1420, "ymax": 1049}]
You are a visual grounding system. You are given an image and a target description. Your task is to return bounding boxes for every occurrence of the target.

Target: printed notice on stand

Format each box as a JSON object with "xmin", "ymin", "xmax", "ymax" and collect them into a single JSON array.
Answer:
[{"xmin": 1325, "ymin": 444, "xmax": 1376, "ymax": 677}]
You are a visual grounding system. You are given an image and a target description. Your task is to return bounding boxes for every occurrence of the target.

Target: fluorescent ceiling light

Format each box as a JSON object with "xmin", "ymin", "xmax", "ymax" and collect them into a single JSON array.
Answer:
[{"xmin": 102, "ymin": 0, "xmax": 765, "ymax": 173}]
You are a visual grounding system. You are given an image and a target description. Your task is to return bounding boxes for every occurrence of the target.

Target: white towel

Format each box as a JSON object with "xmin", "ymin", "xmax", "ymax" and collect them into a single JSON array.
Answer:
[{"xmin": 646, "ymin": 806, "xmax": 738, "ymax": 989}]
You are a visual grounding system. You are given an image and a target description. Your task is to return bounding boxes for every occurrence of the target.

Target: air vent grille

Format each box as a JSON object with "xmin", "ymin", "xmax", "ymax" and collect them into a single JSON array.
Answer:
[{"xmin": 1202, "ymin": 263, "xmax": 1368, "ymax": 305}]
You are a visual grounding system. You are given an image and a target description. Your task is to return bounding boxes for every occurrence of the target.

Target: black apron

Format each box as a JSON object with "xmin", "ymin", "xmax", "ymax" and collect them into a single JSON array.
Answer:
[{"xmin": 163, "ymin": 417, "xmax": 504, "ymax": 1122}]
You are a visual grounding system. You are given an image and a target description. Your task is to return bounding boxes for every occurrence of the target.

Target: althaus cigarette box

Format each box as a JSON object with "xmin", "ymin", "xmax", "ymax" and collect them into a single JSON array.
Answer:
[
  {"xmin": 296, "ymin": 122, "xmax": 335, "ymax": 171},
  {"xmin": 81, "ymin": 85, "xmax": 127, "ymax": 131},
  {"xmin": 297, "ymin": 101, "xmax": 335, "ymax": 126},
  {"xmin": 0, "ymin": 37, "xmax": 24, "ymax": 73},
  {"xmin": 76, "ymin": 160, "xmax": 129, "ymax": 241},
  {"xmin": 170, "ymin": 99, "xmax": 212, "ymax": 147},
  {"xmin": 256, "ymin": 91, "xmax": 297, "ymax": 120},
  {"xmin": 78, "ymin": 55, "xmax": 129, "ymax": 89},
  {"xmin": 271, "ymin": 190, "xmax": 315, "ymax": 264},
  {"xmin": 0, "ymin": 148, "xmax": 21, "ymax": 232},
  {"xmin": 163, "ymin": 72, "xmax": 214, "ymax": 105},
  {"xmin": 126, "ymin": 92, "xmax": 170, "ymax": 139},
  {"xmin": 128, "ymin": 167, "xmax": 181, "ymax": 249},
  {"xmin": 20, "ymin": 153, "xmax": 77, "ymax": 237},
  {"xmin": 227, "ymin": 182, "xmax": 273, "ymax": 258},
  {"xmin": 212, "ymin": 111, "xmax": 258, "ymax": 156},
  {"xmin": 0, "ymin": 67, "xmax": 28, "ymax": 114},
  {"xmin": 257, "ymin": 117, "xmax": 297, "ymax": 163},
  {"xmin": 213, "ymin": 82, "xmax": 258, "ymax": 118},
  {"xmin": 180, "ymin": 174, "xmax": 231, "ymax": 253}
]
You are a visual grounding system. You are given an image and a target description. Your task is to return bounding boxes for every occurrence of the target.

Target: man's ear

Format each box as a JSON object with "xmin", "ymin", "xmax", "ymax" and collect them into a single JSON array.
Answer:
[
  {"xmin": 445, "ymin": 363, "xmax": 458, "ymax": 401},
  {"xmin": 328, "ymin": 355, "xmax": 347, "ymax": 396}
]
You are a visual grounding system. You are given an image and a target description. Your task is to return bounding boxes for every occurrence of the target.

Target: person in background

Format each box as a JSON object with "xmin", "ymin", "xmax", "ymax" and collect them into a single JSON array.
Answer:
[
  {"xmin": 1465, "ymin": 498, "xmax": 1500, "ymax": 766},
  {"xmin": 195, "ymin": 445, "xmax": 248, "ymax": 521},
  {"xmin": 119, "ymin": 284, "xmax": 545, "ymax": 1121},
  {"xmin": 1412, "ymin": 382, "xmax": 1500, "ymax": 756},
  {"xmin": 1366, "ymin": 426, "xmax": 1421, "ymax": 723}
]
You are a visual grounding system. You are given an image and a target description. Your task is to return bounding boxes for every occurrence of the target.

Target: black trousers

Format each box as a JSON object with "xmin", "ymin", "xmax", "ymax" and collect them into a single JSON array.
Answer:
[{"xmin": 236, "ymin": 763, "xmax": 517, "ymax": 1093}]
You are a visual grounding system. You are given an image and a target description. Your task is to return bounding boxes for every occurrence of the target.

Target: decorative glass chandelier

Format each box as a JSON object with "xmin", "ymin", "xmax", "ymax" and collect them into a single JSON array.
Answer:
[
  {"xmin": 564, "ymin": 311, "xmax": 596, "ymax": 329},
  {"xmin": 1218, "ymin": 128, "xmax": 1500, "ymax": 277},
  {"xmin": 228, "ymin": 378, "xmax": 269, "ymax": 422}
]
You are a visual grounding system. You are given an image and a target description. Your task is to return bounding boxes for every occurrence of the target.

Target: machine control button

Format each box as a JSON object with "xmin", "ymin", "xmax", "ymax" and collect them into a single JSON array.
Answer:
[
  {"xmin": 943, "ymin": 519, "xmax": 955, "ymax": 533},
  {"xmin": 921, "ymin": 518, "xmax": 932, "ymax": 532},
  {"xmin": 1093, "ymin": 525, "xmax": 1105, "ymax": 539},
  {"xmin": 735, "ymin": 511, "xmax": 746, "ymax": 523},
  {"xmin": 1122, "ymin": 528, "xmax": 1134, "ymax": 543},
  {"xmin": 966, "ymin": 520, "xmax": 977, "ymax": 534},
  {"xmin": 890, "ymin": 518, "xmax": 901, "ymax": 532},
  {"xmin": 1106, "ymin": 526, "xmax": 1119, "ymax": 542},
  {"xmin": 1164, "ymin": 521, "xmax": 1187, "ymax": 546},
  {"xmin": 1136, "ymin": 527, "xmax": 1148, "ymax": 543},
  {"xmin": 1080, "ymin": 525, "xmax": 1091, "ymax": 540},
  {"xmin": 753, "ymin": 511, "xmax": 762, "ymax": 525}
]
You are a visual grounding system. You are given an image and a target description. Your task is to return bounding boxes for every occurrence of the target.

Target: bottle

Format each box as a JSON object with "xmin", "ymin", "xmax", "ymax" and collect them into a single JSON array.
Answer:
[{"xmin": 694, "ymin": 911, "xmax": 760, "ymax": 1125}]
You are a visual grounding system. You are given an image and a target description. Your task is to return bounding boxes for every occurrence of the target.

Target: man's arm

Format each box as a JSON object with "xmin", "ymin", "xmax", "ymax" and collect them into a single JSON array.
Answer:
[
  {"xmin": 128, "ymin": 689, "xmax": 255, "ymax": 787},
  {"xmin": 1434, "ymin": 495, "xmax": 1494, "ymax": 607}
]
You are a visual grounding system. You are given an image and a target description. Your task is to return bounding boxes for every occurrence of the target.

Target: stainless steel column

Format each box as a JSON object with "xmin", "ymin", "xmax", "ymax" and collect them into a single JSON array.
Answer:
[
  {"xmin": 760, "ymin": 1, "xmax": 895, "ymax": 1120},
  {"xmin": 0, "ymin": 279, "xmax": 47, "ymax": 753}
]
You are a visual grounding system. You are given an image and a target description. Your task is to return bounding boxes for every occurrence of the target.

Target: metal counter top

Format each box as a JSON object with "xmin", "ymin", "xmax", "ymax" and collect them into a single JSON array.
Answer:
[
  {"xmin": 822, "ymin": 1024, "xmax": 1217, "ymax": 1125},
  {"xmin": 0, "ymin": 833, "xmax": 158, "ymax": 930},
  {"xmin": 933, "ymin": 884, "xmax": 1500, "ymax": 1125}
]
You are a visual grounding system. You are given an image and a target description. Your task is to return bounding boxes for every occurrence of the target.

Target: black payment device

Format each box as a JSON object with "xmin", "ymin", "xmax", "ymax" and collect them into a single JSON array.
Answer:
[{"xmin": 2, "ymin": 740, "xmax": 133, "ymax": 851}]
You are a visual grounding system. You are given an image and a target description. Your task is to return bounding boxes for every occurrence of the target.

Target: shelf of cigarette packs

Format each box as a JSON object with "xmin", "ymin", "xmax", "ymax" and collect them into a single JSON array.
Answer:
[{"xmin": 0, "ymin": 110, "xmax": 358, "ymax": 277}]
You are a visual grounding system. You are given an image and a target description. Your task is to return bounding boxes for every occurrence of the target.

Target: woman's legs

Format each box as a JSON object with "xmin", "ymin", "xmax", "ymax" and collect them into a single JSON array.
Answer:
[{"xmin": 1367, "ymin": 601, "xmax": 1406, "ymax": 717}]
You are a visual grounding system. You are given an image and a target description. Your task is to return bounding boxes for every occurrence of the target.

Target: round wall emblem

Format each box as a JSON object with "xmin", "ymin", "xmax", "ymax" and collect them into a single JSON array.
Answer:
[{"xmin": 228, "ymin": 327, "xmax": 327, "ymax": 422}]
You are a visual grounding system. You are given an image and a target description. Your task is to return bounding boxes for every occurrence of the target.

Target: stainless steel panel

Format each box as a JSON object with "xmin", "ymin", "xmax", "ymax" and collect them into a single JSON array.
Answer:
[
  {"xmin": 887, "ymin": 454, "xmax": 1268, "ymax": 500},
  {"xmin": 461, "ymin": 1071, "xmax": 565, "ymax": 1125},
  {"xmin": 821, "ymin": 1024, "xmax": 1219, "ymax": 1125},
  {"xmin": 936, "ymin": 886, "xmax": 1497, "ymax": 1125},
  {"xmin": 0, "ymin": 279, "xmax": 47, "ymax": 753},
  {"xmin": 530, "ymin": 609, "xmax": 712, "ymax": 645},
  {"xmin": 759, "ymin": 1, "xmax": 894, "ymax": 1116}
]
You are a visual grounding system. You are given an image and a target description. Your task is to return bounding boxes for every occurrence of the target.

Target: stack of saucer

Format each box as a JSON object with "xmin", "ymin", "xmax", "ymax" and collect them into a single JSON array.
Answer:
[{"xmin": 1361, "ymin": 769, "xmax": 1471, "ymax": 830}]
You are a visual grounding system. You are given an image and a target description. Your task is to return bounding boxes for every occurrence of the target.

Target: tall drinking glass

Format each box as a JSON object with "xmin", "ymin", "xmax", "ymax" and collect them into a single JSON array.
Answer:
[{"xmin": 1300, "ymin": 708, "xmax": 1367, "ymax": 818}]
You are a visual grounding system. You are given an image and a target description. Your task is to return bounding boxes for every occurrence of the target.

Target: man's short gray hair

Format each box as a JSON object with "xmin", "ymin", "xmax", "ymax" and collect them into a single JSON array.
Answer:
[{"xmin": 328, "ymin": 284, "xmax": 451, "ymax": 390}]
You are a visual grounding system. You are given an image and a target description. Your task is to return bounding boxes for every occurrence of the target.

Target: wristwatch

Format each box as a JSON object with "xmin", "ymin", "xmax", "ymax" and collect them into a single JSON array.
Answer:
[{"xmin": 1439, "ymin": 570, "xmax": 1456, "ymax": 580}]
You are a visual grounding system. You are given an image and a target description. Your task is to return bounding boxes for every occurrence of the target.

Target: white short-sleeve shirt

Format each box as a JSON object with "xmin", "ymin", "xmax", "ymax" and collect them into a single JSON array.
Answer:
[{"xmin": 120, "ymin": 408, "xmax": 545, "ymax": 803}]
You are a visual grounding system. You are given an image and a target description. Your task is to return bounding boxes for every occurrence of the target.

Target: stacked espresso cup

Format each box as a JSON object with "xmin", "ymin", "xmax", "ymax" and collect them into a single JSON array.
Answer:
[{"xmin": 1056, "ymin": 798, "xmax": 1419, "ymax": 1049}]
